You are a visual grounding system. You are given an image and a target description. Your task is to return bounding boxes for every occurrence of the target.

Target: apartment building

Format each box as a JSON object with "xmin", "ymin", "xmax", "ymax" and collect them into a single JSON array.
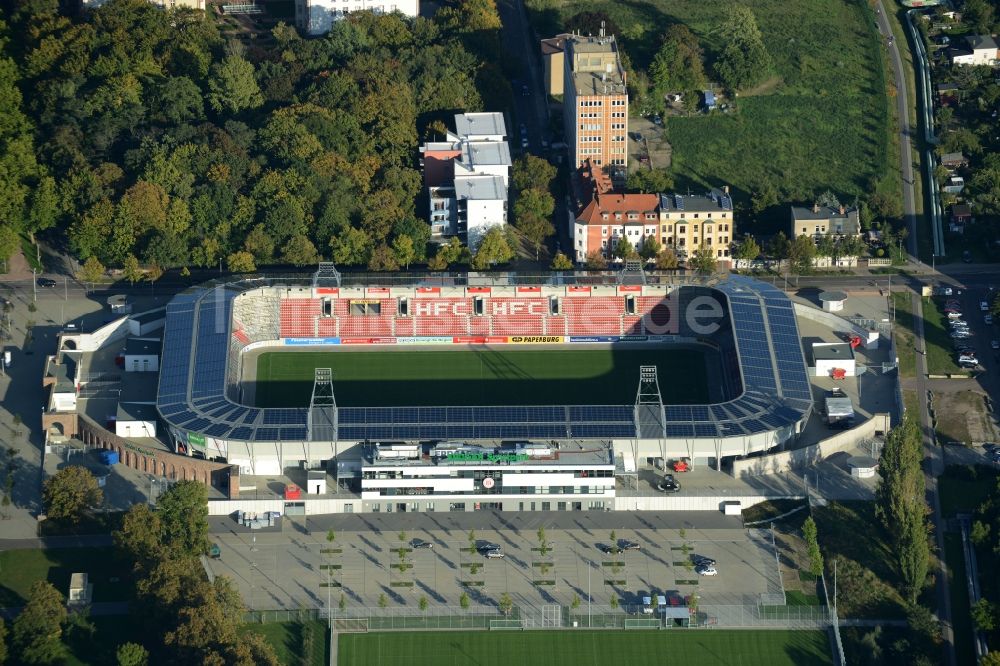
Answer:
[
  {"xmin": 789, "ymin": 203, "xmax": 861, "ymax": 241},
  {"xmin": 420, "ymin": 113, "xmax": 511, "ymax": 249},
  {"xmin": 572, "ymin": 164, "xmax": 659, "ymax": 262},
  {"xmin": 295, "ymin": 0, "xmax": 418, "ymax": 36},
  {"xmin": 83, "ymin": 0, "xmax": 205, "ymax": 9},
  {"xmin": 657, "ymin": 190, "xmax": 735, "ymax": 260},
  {"xmin": 562, "ymin": 32, "xmax": 628, "ymax": 171},
  {"xmin": 540, "ymin": 34, "xmax": 572, "ymax": 97}
]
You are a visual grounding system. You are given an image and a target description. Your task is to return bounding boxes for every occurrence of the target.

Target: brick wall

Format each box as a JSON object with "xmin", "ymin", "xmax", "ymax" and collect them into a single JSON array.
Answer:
[{"xmin": 77, "ymin": 415, "xmax": 239, "ymax": 498}]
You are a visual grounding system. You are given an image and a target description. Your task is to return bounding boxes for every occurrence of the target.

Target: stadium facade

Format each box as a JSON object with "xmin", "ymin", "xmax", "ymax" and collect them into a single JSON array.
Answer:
[{"xmin": 154, "ymin": 270, "xmax": 813, "ymax": 511}]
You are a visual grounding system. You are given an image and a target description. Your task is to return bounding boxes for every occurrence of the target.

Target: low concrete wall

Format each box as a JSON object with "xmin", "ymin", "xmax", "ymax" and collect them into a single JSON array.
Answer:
[{"xmin": 731, "ymin": 413, "xmax": 890, "ymax": 478}]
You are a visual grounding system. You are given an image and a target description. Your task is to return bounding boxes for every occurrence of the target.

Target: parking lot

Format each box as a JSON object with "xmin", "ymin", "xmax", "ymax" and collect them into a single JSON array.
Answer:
[{"xmin": 206, "ymin": 512, "xmax": 781, "ymax": 612}]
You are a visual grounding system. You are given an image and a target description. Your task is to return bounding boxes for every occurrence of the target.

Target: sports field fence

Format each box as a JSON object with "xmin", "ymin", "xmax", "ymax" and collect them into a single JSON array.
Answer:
[{"xmin": 245, "ymin": 602, "xmax": 835, "ymax": 631}]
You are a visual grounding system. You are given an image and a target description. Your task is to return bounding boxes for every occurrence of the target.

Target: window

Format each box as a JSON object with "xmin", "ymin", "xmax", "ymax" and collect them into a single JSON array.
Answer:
[
  {"xmin": 678, "ymin": 226, "xmax": 686, "ymax": 234},
  {"xmin": 602, "ymin": 227, "xmax": 608, "ymax": 235},
  {"xmin": 693, "ymin": 226, "xmax": 699, "ymax": 233},
  {"xmin": 693, "ymin": 214, "xmax": 699, "ymax": 218},
  {"xmin": 350, "ymin": 300, "xmax": 381, "ymax": 316}
]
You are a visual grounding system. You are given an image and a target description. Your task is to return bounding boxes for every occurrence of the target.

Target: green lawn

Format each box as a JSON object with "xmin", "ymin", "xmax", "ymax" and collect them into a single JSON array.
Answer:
[
  {"xmin": 938, "ymin": 465, "xmax": 997, "ymax": 518},
  {"xmin": 922, "ymin": 298, "xmax": 968, "ymax": 376},
  {"xmin": 255, "ymin": 348, "xmax": 709, "ymax": 407},
  {"xmin": 241, "ymin": 620, "xmax": 328, "ymax": 666},
  {"xmin": 0, "ymin": 548, "xmax": 132, "ymax": 607},
  {"xmin": 338, "ymin": 630, "xmax": 833, "ymax": 666},
  {"xmin": 892, "ymin": 292, "xmax": 917, "ymax": 379},
  {"xmin": 525, "ymin": 0, "xmax": 890, "ymax": 215}
]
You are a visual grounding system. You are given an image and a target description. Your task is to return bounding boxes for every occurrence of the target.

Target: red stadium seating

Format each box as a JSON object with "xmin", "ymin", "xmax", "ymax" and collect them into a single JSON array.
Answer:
[
  {"xmin": 277, "ymin": 294, "xmax": 677, "ymax": 339},
  {"xmin": 280, "ymin": 299, "xmax": 320, "ymax": 337},
  {"xmin": 562, "ymin": 297, "xmax": 623, "ymax": 336}
]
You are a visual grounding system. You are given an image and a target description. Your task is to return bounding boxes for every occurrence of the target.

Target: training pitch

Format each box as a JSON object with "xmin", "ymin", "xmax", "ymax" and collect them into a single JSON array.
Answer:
[
  {"xmin": 337, "ymin": 629, "xmax": 834, "ymax": 666},
  {"xmin": 253, "ymin": 347, "xmax": 710, "ymax": 408}
]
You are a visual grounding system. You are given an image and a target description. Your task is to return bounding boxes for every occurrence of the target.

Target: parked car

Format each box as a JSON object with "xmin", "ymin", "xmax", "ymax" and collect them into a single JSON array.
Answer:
[
  {"xmin": 478, "ymin": 542, "xmax": 500, "ymax": 552},
  {"xmin": 982, "ymin": 301, "xmax": 991, "ymax": 312},
  {"xmin": 992, "ymin": 340, "xmax": 1000, "ymax": 350},
  {"xmin": 36, "ymin": 277, "xmax": 56, "ymax": 288},
  {"xmin": 485, "ymin": 549, "xmax": 505, "ymax": 559},
  {"xmin": 652, "ymin": 114, "xmax": 662, "ymax": 125},
  {"xmin": 986, "ymin": 315, "xmax": 994, "ymax": 325},
  {"xmin": 947, "ymin": 311, "xmax": 963, "ymax": 319},
  {"xmin": 657, "ymin": 474, "xmax": 681, "ymax": 493},
  {"xmin": 695, "ymin": 564, "xmax": 718, "ymax": 576},
  {"xmin": 521, "ymin": 84, "xmax": 530, "ymax": 97},
  {"xmin": 694, "ymin": 556, "xmax": 716, "ymax": 567},
  {"xmin": 411, "ymin": 539, "xmax": 433, "ymax": 549},
  {"xmin": 619, "ymin": 540, "xmax": 641, "ymax": 551}
]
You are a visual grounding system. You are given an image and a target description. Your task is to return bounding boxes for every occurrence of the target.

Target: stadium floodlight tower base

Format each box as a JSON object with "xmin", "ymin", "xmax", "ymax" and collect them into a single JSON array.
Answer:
[
  {"xmin": 618, "ymin": 259, "xmax": 646, "ymax": 286},
  {"xmin": 635, "ymin": 365, "xmax": 667, "ymax": 474},
  {"xmin": 309, "ymin": 368, "xmax": 338, "ymax": 479},
  {"xmin": 312, "ymin": 262, "xmax": 341, "ymax": 289}
]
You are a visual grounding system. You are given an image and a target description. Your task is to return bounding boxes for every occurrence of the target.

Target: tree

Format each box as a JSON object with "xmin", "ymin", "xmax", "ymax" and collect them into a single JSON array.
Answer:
[
  {"xmin": 338, "ymin": 594, "xmax": 347, "ymax": 611},
  {"xmin": 570, "ymin": 594, "xmax": 580, "ymax": 610},
  {"xmin": 655, "ymin": 247, "xmax": 678, "ymax": 269},
  {"xmin": 639, "ymin": 236, "xmax": 661, "ymax": 261},
  {"xmin": 471, "ymin": 226, "xmax": 514, "ymax": 270},
  {"xmin": 875, "ymin": 417, "xmax": 929, "ymax": 603},
  {"xmin": 392, "ymin": 235, "xmax": 416, "ymax": 270},
  {"xmin": 12, "ymin": 581, "xmax": 66, "ymax": 665},
  {"xmin": 514, "ymin": 188, "xmax": 555, "ymax": 221},
  {"xmin": 788, "ymin": 235, "xmax": 817, "ymax": 274},
  {"xmin": 802, "ymin": 516, "xmax": 824, "ymax": 577},
  {"xmin": 964, "ymin": 0, "xmax": 995, "ymax": 34},
  {"xmin": 734, "ymin": 237, "xmax": 761, "ymax": 264},
  {"xmin": 227, "ymin": 251, "xmax": 256, "ymax": 273},
  {"xmin": 498, "ymin": 592, "xmax": 513, "ymax": 616},
  {"xmin": 687, "ymin": 244, "xmax": 717, "ymax": 274},
  {"xmin": 116, "ymin": 642, "xmax": 149, "ymax": 666},
  {"xmin": 122, "ymin": 254, "xmax": 144, "ymax": 285},
  {"xmin": 767, "ymin": 231, "xmax": 790, "ymax": 260},
  {"xmin": 281, "ymin": 235, "xmax": 319, "ymax": 266},
  {"xmin": 378, "ymin": 593, "xmax": 388, "ymax": 609},
  {"xmin": 115, "ymin": 503, "xmax": 164, "ymax": 572},
  {"xmin": 512, "ymin": 155, "xmax": 557, "ymax": 193},
  {"xmin": 626, "ymin": 168, "xmax": 674, "ymax": 194},
  {"xmin": 972, "ymin": 598, "xmax": 997, "ymax": 632},
  {"xmin": 418, "ymin": 595, "xmax": 429, "ymax": 612},
  {"xmin": 42, "ymin": 465, "xmax": 102, "ymax": 521},
  {"xmin": 330, "ymin": 227, "xmax": 373, "ymax": 266},
  {"xmin": 585, "ymin": 250, "xmax": 608, "ymax": 270},
  {"xmin": 612, "ymin": 236, "xmax": 637, "ymax": 261},
  {"xmin": 714, "ymin": 6, "xmax": 772, "ymax": 91},
  {"xmin": 550, "ymin": 252, "xmax": 574, "ymax": 270},
  {"xmin": 610, "ymin": 595, "xmax": 619, "ymax": 610},
  {"xmin": 516, "ymin": 211, "xmax": 554, "ymax": 259},
  {"xmin": 156, "ymin": 480, "xmax": 210, "ymax": 558},
  {"xmin": 459, "ymin": 592, "xmax": 470, "ymax": 610},
  {"xmin": 649, "ymin": 24, "xmax": 707, "ymax": 95},
  {"xmin": 77, "ymin": 255, "xmax": 105, "ymax": 288},
  {"xmin": 207, "ymin": 55, "xmax": 264, "ymax": 114},
  {"xmin": 327, "ymin": 529, "xmax": 336, "ymax": 545}
]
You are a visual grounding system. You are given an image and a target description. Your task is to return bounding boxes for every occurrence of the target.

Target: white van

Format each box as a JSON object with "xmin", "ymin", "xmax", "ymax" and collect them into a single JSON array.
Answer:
[{"xmin": 2, "ymin": 349, "xmax": 10, "ymax": 368}]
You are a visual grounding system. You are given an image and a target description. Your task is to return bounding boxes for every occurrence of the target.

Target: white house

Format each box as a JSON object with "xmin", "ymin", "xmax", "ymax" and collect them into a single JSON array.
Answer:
[
  {"xmin": 124, "ymin": 338, "xmax": 161, "ymax": 373},
  {"xmin": 295, "ymin": 0, "xmax": 419, "ymax": 37},
  {"xmin": 419, "ymin": 112, "xmax": 511, "ymax": 249},
  {"xmin": 115, "ymin": 403, "xmax": 158, "ymax": 439},
  {"xmin": 950, "ymin": 35, "xmax": 998, "ymax": 66},
  {"xmin": 812, "ymin": 342, "xmax": 856, "ymax": 378}
]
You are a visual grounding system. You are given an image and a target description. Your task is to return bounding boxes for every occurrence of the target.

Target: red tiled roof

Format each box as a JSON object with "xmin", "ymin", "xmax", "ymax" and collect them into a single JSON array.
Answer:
[{"xmin": 577, "ymin": 193, "xmax": 660, "ymax": 225}]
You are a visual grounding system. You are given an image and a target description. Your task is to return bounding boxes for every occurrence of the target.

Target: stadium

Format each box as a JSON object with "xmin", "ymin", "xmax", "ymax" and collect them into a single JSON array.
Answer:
[{"xmin": 151, "ymin": 266, "xmax": 813, "ymax": 513}]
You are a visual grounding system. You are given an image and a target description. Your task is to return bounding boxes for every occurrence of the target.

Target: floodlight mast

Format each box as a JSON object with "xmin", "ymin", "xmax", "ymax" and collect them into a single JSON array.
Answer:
[
  {"xmin": 634, "ymin": 365, "xmax": 667, "ymax": 463},
  {"xmin": 308, "ymin": 368, "xmax": 338, "ymax": 474}
]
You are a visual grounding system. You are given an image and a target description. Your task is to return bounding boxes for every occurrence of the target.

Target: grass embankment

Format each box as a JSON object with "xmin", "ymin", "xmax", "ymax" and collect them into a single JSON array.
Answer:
[{"xmin": 523, "ymin": 0, "xmax": 891, "ymax": 230}]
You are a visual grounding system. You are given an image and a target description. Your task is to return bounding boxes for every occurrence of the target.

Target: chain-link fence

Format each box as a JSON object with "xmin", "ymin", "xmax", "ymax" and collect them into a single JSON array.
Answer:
[{"xmin": 246, "ymin": 603, "xmax": 835, "ymax": 631}]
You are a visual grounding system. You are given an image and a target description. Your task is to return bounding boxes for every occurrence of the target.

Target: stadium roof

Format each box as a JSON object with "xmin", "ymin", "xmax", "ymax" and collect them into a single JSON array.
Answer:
[{"xmin": 156, "ymin": 275, "xmax": 812, "ymax": 444}]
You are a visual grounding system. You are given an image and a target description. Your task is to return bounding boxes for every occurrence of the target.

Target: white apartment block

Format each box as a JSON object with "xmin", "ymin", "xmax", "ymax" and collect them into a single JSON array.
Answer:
[{"xmin": 295, "ymin": 0, "xmax": 419, "ymax": 36}]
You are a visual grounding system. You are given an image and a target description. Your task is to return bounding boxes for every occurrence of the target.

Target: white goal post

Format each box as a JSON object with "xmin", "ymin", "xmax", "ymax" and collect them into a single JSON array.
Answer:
[
  {"xmin": 489, "ymin": 619, "xmax": 524, "ymax": 630},
  {"xmin": 624, "ymin": 618, "xmax": 661, "ymax": 630},
  {"xmin": 333, "ymin": 618, "xmax": 369, "ymax": 633}
]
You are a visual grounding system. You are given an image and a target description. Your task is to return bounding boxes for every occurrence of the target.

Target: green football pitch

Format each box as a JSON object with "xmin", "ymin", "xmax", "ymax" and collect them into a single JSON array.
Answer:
[
  {"xmin": 337, "ymin": 630, "xmax": 834, "ymax": 666},
  {"xmin": 254, "ymin": 348, "xmax": 709, "ymax": 408}
]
